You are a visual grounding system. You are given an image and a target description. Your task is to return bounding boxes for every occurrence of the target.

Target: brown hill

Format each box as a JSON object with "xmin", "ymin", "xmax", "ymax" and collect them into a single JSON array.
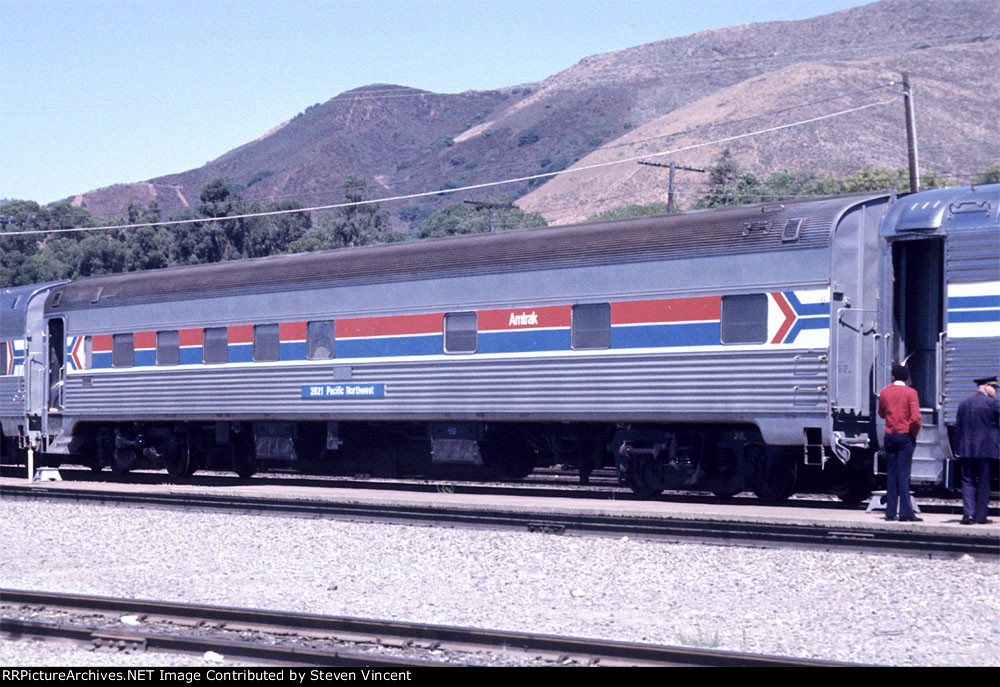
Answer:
[
  {"xmin": 67, "ymin": 0, "xmax": 999, "ymax": 227},
  {"xmin": 519, "ymin": 40, "xmax": 1000, "ymax": 223}
]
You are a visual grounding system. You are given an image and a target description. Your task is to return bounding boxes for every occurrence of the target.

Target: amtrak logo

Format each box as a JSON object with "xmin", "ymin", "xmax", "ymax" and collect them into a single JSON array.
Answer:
[
  {"xmin": 508, "ymin": 311, "xmax": 539, "ymax": 326},
  {"xmin": 771, "ymin": 291, "xmax": 830, "ymax": 344}
]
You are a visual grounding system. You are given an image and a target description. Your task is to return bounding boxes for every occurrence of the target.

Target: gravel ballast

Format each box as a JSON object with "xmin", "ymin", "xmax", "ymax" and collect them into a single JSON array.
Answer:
[{"xmin": 1, "ymin": 500, "xmax": 997, "ymax": 666}]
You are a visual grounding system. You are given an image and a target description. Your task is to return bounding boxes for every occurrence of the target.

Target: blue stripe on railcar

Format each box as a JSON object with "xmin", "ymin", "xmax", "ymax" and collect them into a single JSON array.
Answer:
[
  {"xmin": 949, "ymin": 309, "xmax": 1000, "ymax": 323},
  {"xmin": 611, "ymin": 321, "xmax": 720, "ymax": 349},
  {"xmin": 336, "ymin": 334, "xmax": 444, "ymax": 359},
  {"xmin": 478, "ymin": 329, "xmax": 570, "ymax": 354}
]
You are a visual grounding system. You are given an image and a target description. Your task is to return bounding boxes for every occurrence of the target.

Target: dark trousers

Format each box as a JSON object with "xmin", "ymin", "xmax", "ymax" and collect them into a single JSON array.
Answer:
[
  {"xmin": 960, "ymin": 457, "xmax": 992, "ymax": 523},
  {"xmin": 884, "ymin": 433, "xmax": 916, "ymax": 519}
]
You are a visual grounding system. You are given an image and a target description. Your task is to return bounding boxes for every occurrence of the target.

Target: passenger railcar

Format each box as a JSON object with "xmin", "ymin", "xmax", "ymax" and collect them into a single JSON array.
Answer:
[
  {"xmin": 1, "ymin": 281, "xmax": 68, "ymax": 462},
  {"xmin": 2, "ymin": 184, "xmax": 997, "ymax": 501}
]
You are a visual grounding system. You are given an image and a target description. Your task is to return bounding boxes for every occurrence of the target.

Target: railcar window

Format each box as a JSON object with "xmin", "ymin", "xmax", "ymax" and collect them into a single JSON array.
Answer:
[
  {"xmin": 112, "ymin": 333, "xmax": 134, "ymax": 368},
  {"xmin": 572, "ymin": 303, "xmax": 611, "ymax": 350},
  {"xmin": 444, "ymin": 312, "xmax": 477, "ymax": 354},
  {"xmin": 307, "ymin": 321, "xmax": 335, "ymax": 360},
  {"xmin": 203, "ymin": 327, "xmax": 229, "ymax": 364},
  {"xmin": 157, "ymin": 330, "xmax": 180, "ymax": 366},
  {"xmin": 1, "ymin": 342, "xmax": 7, "ymax": 375},
  {"xmin": 721, "ymin": 294, "xmax": 768, "ymax": 344},
  {"xmin": 254, "ymin": 324, "xmax": 280, "ymax": 362},
  {"xmin": 84, "ymin": 336, "xmax": 93, "ymax": 370}
]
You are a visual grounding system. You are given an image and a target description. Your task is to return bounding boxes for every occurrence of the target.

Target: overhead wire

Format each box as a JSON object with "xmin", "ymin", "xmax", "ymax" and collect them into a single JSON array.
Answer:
[
  {"xmin": 1, "ymin": 96, "xmax": 901, "ymax": 238},
  {"xmin": 12, "ymin": 80, "xmax": 902, "ymax": 221}
]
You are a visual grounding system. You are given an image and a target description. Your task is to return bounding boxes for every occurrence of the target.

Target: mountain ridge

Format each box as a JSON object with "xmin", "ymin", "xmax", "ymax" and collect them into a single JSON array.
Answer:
[{"xmin": 64, "ymin": 0, "xmax": 999, "ymax": 226}]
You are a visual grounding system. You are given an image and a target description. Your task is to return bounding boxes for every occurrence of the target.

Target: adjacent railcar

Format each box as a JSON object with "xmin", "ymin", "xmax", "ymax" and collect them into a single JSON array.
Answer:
[
  {"xmin": 1, "ymin": 281, "xmax": 68, "ymax": 461},
  {"xmin": 4, "ymin": 184, "xmax": 998, "ymax": 500}
]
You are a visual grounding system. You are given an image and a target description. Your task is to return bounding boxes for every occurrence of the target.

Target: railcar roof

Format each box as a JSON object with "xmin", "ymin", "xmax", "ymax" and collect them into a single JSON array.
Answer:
[{"xmin": 46, "ymin": 193, "xmax": 880, "ymax": 313}]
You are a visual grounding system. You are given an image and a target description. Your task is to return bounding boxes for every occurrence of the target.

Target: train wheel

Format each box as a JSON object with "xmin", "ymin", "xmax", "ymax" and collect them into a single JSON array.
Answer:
[
  {"xmin": 163, "ymin": 438, "xmax": 190, "ymax": 479},
  {"xmin": 824, "ymin": 451, "xmax": 874, "ymax": 504},
  {"xmin": 712, "ymin": 488, "xmax": 742, "ymax": 499},
  {"xmin": 110, "ymin": 449, "xmax": 135, "ymax": 475},
  {"xmin": 231, "ymin": 442, "xmax": 257, "ymax": 478},
  {"xmin": 183, "ymin": 444, "xmax": 205, "ymax": 477},
  {"xmin": 750, "ymin": 447, "xmax": 796, "ymax": 504},
  {"xmin": 623, "ymin": 459, "xmax": 663, "ymax": 498},
  {"xmin": 481, "ymin": 431, "xmax": 536, "ymax": 480}
]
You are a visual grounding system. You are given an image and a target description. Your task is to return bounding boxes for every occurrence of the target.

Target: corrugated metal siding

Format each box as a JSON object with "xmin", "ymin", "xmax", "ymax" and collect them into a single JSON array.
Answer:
[
  {"xmin": 943, "ymin": 218, "xmax": 1000, "ymax": 422},
  {"xmin": 946, "ymin": 230, "xmax": 1000, "ymax": 283},
  {"xmin": 0, "ymin": 378, "xmax": 25, "ymax": 416},
  {"xmin": 46, "ymin": 195, "xmax": 861, "ymax": 314},
  {"xmin": 64, "ymin": 349, "xmax": 828, "ymax": 428},
  {"xmin": 943, "ymin": 338, "xmax": 999, "ymax": 423}
]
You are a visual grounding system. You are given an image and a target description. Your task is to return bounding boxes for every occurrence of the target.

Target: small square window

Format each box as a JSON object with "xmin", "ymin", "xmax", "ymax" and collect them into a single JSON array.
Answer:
[
  {"xmin": 572, "ymin": 303, "xmax": 611, "ymax": 350},
  {"xmin": 112, "ymin": 333, "xmax": 134, "ymax": 368},
  {"xmin": 254, "ymin": 324, "xmax": 280, "ymax": 362},
  {"xmin": 203, "ymin": 327, "xmax": 229, "ymax": 364},
  {"xmin": 444, "ymin": 312, "xmax": 477, "ymax": 354},
  {"xmin": 721, "ymin": 294, "xmax": 768, "ymax": 344},
  {"xmin": 307, "ymin": 321, "xmax": 335, "ymax": 360},
  {"xmin": 157, "ymin": 330, "xmax": 180, "ymax": 366}
]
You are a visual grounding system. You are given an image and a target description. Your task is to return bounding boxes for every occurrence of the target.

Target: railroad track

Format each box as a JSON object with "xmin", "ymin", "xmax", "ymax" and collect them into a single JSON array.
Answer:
[
  {"xmin": 1, "ymin": 589, "xmax": 855, "ymax": 667},
  {"xmin": 1, "ymin": 465, "xmax": 974, "ymax": 514},
  {"xmin": 3, "ymin": 483, "xmax": 995, "ymax": 558}
]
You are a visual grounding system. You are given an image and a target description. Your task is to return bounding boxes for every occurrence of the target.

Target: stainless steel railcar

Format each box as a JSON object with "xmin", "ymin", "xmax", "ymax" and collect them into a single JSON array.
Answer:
[
  {"xmin": 1, "ymin": 281, "xmax": 68, "ymax": 462},
  {"xmin": 2, "ymin": 185, "xmax": 997, "ymax": 500}
]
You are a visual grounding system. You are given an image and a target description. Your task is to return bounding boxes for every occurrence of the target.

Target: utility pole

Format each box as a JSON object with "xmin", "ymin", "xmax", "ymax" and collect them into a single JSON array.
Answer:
[
  {"xmin": 637, "ymin": 160, "xmax": 707, "ymax": 213},
  {"xmin": 902, "ymin": 73, "xmax": 920, "ymax": 194},
  {"xmin": 464, "ymin": 199, "xmax": 514, "ymax": 232}
]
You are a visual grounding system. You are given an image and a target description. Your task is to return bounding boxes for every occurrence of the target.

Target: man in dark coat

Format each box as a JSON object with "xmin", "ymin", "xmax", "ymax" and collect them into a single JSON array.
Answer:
[
  {"xmin": 954, "ymin": 376, "xmax": 999, "ymax": 525},
  {"xmin": 877, "ymin": 363, "xmax": 922, "ymax": 521}
]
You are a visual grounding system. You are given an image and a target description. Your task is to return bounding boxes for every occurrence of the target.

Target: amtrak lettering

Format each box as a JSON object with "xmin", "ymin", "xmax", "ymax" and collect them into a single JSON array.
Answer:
[{"xmin": 508, "ymin": 311, "xmax": 539, "ymax": 326}]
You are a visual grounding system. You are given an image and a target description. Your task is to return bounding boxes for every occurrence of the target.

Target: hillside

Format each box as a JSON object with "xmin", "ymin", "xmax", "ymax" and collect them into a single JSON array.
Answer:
[
  {"xmin": 66, "ymin": 0, "xmax": 999, "ymax": 227},
  {"xmin": 519, "ymin": 40, "xmax": 1000, "ymax": 223}
]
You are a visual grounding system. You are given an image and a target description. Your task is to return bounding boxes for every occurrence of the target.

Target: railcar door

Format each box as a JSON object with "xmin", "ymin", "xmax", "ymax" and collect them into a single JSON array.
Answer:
[
  {"xmin": 830, "ymin": 197, "xmax": 887, "ymax": 419},
  {"xmin": 45, "ymin": 317, "xmax": 65, "ymax": 412},
  {"xmin": 23, "ymin": 293, "xmax": 49, "ymax": 429},
  {"xmin": 891, "ymin": 237, "xmax": 945, "ymax": 414}
]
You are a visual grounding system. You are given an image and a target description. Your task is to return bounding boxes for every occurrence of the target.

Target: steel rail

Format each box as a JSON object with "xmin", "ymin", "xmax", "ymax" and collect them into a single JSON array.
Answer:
[
  {"xmin": 1, "ymin": 589, "xmax": 854, "ymax": 667},
  {"xmin": 3, "ymin": 484, "xmax": 996, "ymax": 558},
  {"xmin": 0, "ymin": 617, "xmax": 440, "ymax": 668},
  {"xmin": 2, "ymin": 465, "xmax": 976, "ymax": 514}
]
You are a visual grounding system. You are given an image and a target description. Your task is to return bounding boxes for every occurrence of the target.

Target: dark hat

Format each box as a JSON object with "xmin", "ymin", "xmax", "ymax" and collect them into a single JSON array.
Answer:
[
  {"xmin": 891, "ymin": 363, "xmax": 909, "ymax": 382},
  {"xmin": 974, "ymin": 376, "xmax": 999, "ymax": 387}
]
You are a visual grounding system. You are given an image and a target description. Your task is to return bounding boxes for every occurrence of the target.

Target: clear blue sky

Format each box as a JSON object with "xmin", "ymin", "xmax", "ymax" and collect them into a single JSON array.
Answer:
[{"xmin": 1, "ymin": 0, "xmax": 871, "ymax": 204}]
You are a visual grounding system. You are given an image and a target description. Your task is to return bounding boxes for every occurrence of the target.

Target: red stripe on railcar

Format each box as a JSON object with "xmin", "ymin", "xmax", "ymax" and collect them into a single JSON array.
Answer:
[
  {"xmin": 134, "ymin": 331, "xmax": 157, "ymax": 349},
  {"xmin": 611, "ymin": 296, "xmax": 720, "ymax": 325},
  {"xmin": 478, "ymin": 305, "xmax": 572, "ymax": 331},
  {"xmin": 338, "ymin": 313, "xmax": 443, "ymax": 338},
  {"xmin": 280, "ymin": 321, "xmax": 307, "ymax": 341},
  {"xmin": 179, "ymin": 328, "xmax": 203, "ymax": 346},
  {"xmin": 228, "ymin": 325, "xmax": 254, "ymax": 344},
  {"xmin": 92, "ymin": 335, "xmax": 113, "ymax": 352}
]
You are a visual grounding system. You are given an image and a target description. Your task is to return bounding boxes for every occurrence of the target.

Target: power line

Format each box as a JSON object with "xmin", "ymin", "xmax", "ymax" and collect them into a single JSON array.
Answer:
[
  {"xmin": 16, "ymin": 81, "xmax": 901, "ymax": 222},
  {"xmin": 1, "ymin": 97, "xmax": 899, "ymax": 238}
]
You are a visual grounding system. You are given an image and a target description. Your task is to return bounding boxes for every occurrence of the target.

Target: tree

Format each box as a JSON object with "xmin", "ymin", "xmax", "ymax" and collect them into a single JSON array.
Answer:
[
  {"xmin": 416, "ymin": 200, "xmax": 547, "ymax": 238},
  {"xmin": 291, "ymin": 176, "xmax": 403, "ymax": 252},
  {"xmin": 587, "ymin": 201, "xmax": 669, "ymax": 222},
  {"xmin": 170, "ymin": 178, "xmax": 249, "ymax": 264},
  {"xmin": 692, "ymin": 150, "xmax": 764, "ymax": 209},
  {"xmin": 973, "ymin": 164, "xmax": 1000, "ymax": 184},
  {"xmin": 0, "ymin": 200, "xmax": 100, "ymax": 286}
]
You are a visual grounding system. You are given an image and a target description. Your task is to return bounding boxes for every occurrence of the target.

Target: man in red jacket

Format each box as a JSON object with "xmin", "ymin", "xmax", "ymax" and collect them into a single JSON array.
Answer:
[{"xmin": 877, "ymin": 363, "xmax": 922, "ymax": 521}]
